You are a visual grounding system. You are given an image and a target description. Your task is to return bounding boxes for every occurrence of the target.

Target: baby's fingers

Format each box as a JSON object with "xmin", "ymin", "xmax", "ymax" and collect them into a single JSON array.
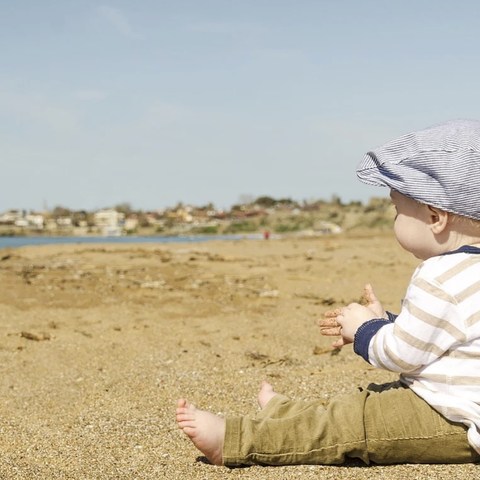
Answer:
[
  {"xmin": 318, "ymin": 316, "xmax": 340, "ymax": 327},
  {"xmin": 324, "ymin": 308, "xmax": 342, "ymax": 318},
  {"xmin": 320, "ymin": 326, "xmax": 342, "ymax": 337},
  {"xmin": 332, "ymin": 337, "xmax": 348, "ymax": 348},
  {"xmin": 364, "ymin": 283, "xmax": 378, "ymax": 304}
]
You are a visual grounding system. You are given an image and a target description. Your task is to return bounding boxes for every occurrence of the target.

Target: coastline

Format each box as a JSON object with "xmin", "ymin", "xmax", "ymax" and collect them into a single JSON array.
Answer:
[{"xmin": 0, "ymin": 233, "xmax": 263, "ymax": 249}]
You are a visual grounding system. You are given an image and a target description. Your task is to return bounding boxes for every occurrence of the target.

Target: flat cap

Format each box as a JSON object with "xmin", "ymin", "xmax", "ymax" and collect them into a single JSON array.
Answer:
[{"xmin": 357, "ymin": 119, "xmax": 480, "ymax": 220}]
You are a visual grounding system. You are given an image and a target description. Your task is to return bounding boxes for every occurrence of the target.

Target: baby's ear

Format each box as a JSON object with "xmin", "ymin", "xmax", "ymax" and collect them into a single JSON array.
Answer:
[{"xmin": 427, "ymin": 205, "xmax": 449, "ymax": 234}]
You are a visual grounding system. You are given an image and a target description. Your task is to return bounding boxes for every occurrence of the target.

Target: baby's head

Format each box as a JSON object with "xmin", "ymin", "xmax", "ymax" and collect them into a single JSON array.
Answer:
[
  {"xmin": 357, "ymin": 120, "xmax": 480, "ymax": 258},
  {"xmin": 357, "ymin": 119, "xmax": 480, "ymax": 221}
]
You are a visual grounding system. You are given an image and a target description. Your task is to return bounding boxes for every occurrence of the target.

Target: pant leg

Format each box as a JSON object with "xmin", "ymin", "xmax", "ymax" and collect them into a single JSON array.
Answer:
[
  {"xmin": 223, "ymin": 390, "xmax": 370, "ymax": 466},
  {"xmin": 364, "ymin": 383, "xmax": 480, "ymax": 464},
  {"xmin": 222, "ymin": 382, "xmax": 479, "ymax": 466}
]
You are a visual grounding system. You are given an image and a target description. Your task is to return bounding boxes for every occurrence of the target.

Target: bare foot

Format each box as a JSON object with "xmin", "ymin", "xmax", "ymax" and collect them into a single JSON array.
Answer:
[
  {"xmin": 258, "ymin": 381, "xmax": 278, "ymax": 408},
  {"xmin": 176, "ymin": 399, "xmax": 225, "ymax": 465}
]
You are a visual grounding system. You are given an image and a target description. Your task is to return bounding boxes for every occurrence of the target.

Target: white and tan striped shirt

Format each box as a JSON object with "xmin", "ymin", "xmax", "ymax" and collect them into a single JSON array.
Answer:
[{"xmin": 355, "ymin": 246, "xmax": 480, "ymax": 453}]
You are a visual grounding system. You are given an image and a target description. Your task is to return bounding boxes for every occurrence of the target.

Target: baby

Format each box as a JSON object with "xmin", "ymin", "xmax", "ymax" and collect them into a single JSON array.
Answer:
[{"xmin": 176, "ymin": 119, "xmax": 480, "ymax": 466}]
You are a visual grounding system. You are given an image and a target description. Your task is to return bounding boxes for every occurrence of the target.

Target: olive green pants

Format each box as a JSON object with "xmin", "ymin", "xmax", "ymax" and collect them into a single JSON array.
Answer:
[{"xmin": 223, "ymin": 382, "xmax": 480, "ymax": 466}]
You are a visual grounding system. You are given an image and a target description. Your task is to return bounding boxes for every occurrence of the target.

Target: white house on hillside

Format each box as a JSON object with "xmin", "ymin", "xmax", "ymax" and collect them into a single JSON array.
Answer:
[
  {"xmin": 0, "ymin": 210, "xmax": 45, "ymax": 229},
  {"xmin": 93, "ymin": 209, "xmax": 125, "ymax": 236}
]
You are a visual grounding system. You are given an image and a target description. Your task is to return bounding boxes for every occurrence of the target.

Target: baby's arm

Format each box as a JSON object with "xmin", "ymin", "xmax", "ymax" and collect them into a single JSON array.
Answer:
[{"xmin": 357, "ymin": 277, "xmax": 463, "ymax": 372}]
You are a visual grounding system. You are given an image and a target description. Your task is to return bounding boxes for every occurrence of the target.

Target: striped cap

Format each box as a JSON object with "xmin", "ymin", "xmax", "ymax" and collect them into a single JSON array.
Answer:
[{"xmin": 357, "ymin": 119, "xmax": 480, "ymax": 220}]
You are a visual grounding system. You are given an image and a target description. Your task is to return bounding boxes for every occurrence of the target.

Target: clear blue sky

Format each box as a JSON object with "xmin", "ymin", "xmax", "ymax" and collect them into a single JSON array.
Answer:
[{"xmin": 1, "ymin": 0, "xmax": 479, "ymax": 211}]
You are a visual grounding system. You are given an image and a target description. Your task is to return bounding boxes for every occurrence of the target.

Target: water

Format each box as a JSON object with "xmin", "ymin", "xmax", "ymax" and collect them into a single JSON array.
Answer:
[{"xmin": 0, "ymin": 234, "xmax": 261, "ymax": 249}]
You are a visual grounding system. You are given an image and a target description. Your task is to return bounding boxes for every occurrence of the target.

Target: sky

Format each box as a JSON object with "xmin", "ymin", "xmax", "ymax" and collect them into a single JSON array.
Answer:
[{"xmin": 1, "ymin": 0, "xmax": 480, "ymax": 212}]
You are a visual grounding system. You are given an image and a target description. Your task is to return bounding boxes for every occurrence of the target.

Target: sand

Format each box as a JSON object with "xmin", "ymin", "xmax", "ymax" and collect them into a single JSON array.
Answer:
[{"xmin": 0, "ymin": 232, "xmax": 478, "ymax": 479}]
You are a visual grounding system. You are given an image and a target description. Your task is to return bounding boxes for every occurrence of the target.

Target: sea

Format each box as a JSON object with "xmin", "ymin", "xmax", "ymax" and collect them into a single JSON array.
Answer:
[{"xmin": 0, "ymin": 234, "xmax": 262, "ymax": 249}]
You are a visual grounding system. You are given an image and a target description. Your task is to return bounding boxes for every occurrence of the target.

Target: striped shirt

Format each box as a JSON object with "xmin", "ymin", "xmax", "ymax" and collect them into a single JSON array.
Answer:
[{"xmin": 354, "ymin": 246, "xmax": 480, "ymax": 454}]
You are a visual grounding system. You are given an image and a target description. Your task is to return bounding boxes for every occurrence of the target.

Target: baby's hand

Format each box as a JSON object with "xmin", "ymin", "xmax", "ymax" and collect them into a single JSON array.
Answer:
[
  {"xmin": 336, "ymin": 303, "xmax": 377, "ymax": 343},
  {"xmin": 318, "ymin": 284, "xmax": 385, "ymax": 349},
  {"xmin": 318, "ymin": 308, "xmax": 349, "ymax": 348}
]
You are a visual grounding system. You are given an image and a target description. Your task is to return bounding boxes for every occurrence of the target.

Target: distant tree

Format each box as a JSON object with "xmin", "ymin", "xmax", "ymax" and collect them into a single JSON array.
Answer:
[
  {"xmin": 198, "ymin": 202, "xmax": 215, "ymax": 211},
  {"xmin": 365, "ymin": 197, "xmax": 391, "ymax": 212},
  {"xmin": 115, "ymin": 202, "xmax": 133, "ymax": 215},
  {"xmin": 224, "ymin": 220, "xmax": 258, "ymax": 234},
  {"xmin": 252, "ymin": 196, "xmax": 298, "ymax": 208},
  {"xmin": 254, "ymin": 196, "xmax": 277, "ymax": 207},
  {"xmin": 137, "ymin": 212, "xmax": 151, "ymax": 228},
  {"xmin": 51, "ymin": 206, "xmax": 72, "ymax": 218},
  {"xmin": 85, "ymin": 212, "xmax": 95, "ymax": 227},
  {"xmin": 72, "ymin": 210, "xmax": 88, "ymax": 226},
  {"xmin": 330, "ymin": 194, "xmax": 343, "ymax": 206},
  {"xmin": 277, "ymin": 197, "xmax": 298, "ymax": 207}
]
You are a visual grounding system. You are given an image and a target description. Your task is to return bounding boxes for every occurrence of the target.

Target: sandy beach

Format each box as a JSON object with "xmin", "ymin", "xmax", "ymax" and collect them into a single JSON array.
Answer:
[{"xmin": 0, "ymin": 232, "xmax": 478, "ymax": 479}]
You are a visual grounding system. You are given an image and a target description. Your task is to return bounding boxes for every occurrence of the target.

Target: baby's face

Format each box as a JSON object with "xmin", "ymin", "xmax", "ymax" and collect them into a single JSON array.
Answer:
[{"xmin": 390, "ymin": 190, "xmax": 437, "ymax": 260}]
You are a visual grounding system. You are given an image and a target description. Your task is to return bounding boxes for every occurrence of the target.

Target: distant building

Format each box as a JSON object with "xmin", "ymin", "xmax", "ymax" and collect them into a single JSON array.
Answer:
[
  {"xmin": 124, "ymin": 216, "xmax": 139, "ymax": 232},
  {"xmin": 56, "ymin": 217, "xmax": 72, "ymax": 228},
  {"xmin": 26, "ymin": 213, "xmax": 45, "ymax": 229},
  {"xmin": 14, "ymin": 218, "xmax": 28, "ymax": 227},
  {"xmin": 93, "ymin": 209, "xmax": 125, "ymax": 236},
  {"xmin": 0, "ymin": 210, "xmax": 23, "ymax": 225},
  {"xmin": 0, "ymin": 210, "xmax": 44, "ymax": 229}
]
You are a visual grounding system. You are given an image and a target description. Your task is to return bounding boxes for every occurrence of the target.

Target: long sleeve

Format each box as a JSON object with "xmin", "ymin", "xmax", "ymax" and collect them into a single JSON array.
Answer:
[
  {"xmin": 354, "ymin": 318, "xmax": 393, "ymax": 362},
  {"xmin": 366, "ymin": 274, "xmax": 465, "ymax": 372}
]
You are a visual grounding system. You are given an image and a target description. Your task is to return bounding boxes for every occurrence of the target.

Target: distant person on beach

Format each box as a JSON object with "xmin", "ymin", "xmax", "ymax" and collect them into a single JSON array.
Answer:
[{"xmin": 176, "ymin": 119, "xmax": 480, "ymax": 466}]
